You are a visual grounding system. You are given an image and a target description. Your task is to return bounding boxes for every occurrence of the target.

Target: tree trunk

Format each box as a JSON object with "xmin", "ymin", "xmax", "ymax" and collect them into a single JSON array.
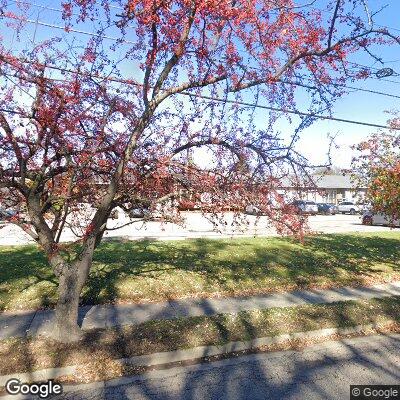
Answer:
[{"xmin": 52, "ymin": 259, "xmax": 91, "ymax": 343}]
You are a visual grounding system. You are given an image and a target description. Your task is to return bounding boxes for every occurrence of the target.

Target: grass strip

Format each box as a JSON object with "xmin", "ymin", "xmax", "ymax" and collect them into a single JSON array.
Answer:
[{"xmin": 0, "ymin": 296, "xmax": 399, "ymax": 378}]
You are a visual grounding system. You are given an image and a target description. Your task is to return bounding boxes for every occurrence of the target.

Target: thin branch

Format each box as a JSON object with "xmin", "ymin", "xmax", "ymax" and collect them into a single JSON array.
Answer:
[
  {"xmin": 328, "ymin": 0, "xmax": 342, "ymax": 48},
  {"xmin": 151, "ymin": 2, "xmax": 196, "ymax": 99}
]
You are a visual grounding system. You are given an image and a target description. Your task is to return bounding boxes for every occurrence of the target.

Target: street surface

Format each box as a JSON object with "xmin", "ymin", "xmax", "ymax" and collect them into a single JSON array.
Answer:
[
  {"xmin": 56, "ymin": 333, "xmax": 400, "ymax": 400},
  {"xmin": 0, "ymin": 212, "xmax": 397, "ymax": 246}
]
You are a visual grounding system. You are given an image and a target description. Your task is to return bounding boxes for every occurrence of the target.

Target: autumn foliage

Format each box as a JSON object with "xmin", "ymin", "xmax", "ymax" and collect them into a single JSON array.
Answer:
[{"xmin": 353, "ymin": 121, "xmax": 400, "ymax": 221}]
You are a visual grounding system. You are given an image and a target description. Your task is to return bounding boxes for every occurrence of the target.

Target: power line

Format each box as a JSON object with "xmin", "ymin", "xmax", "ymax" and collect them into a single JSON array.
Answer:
[
  {"xmin": 346, "ymin": 60, "xmax": 399, "ymax": 76},
  {"xmin": 15, "ymin": 0, "xmax": 400, "ymax": 36},
  {"xmin": 179, "ymin": 92, "xmax": 400, "ymax": 131},
  {"xmin": 2, "ymin": 9, "xmax": 400, "ymax": 127},
  {"xmin": 12, "ymin": 1, "xmax": 400, "ymax": 76},
  {"xmin": 4, "ymin": 3, "xmax": 400, "ymax": 83},
  {"xmin": 1, "ymin": 14, "xmax": 137, "ymax": 45},
  {"xmin": 4, "ymin": 9, "xmax": 400, "ymax": 78},
  {"xmin": 3, "ymin": 56, "xmax": 400, "ymax": 128},
  {"xmin": 334, "ymin": 83, "xmax": 400, "ymax": 99},
  {"xmin": 8, "ymin": 0, "xmax": 128, "ymax": 25},
  {"xmin": 6, "ymin": 55, "xmax": 400, "ymax": 101},
  {"xmin": 9, "ymin": 0, "xmax": 124, "ymax": 13},
  {"xmin": 10, "ymin": 16, "xmax": 400, "ymax": 86},
  {"xmin": 1, "ymin": 74, "xmax": 398, "ymax": 131},
  {"xmin": 292, "ymin": 79, "xmax": 400, "ymax": 99},
  {"xmin": 1, "ymin": 92, "xmax": 398, "ymax": 130},
  {"xmin": 4, "ymin": 12, "xmax": 400, "ymax": 89}
]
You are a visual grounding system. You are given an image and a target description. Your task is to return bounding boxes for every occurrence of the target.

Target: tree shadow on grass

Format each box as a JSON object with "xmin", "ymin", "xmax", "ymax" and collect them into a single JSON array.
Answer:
[
  {"xmin": 304, "ymin": 234, "xmax": 399, "ymax": 269},
  {"xmin": 247, "ymin": 234, "xmax": 400, "ymax": 291},
  {"xmin": 0, "ymin": 234, "xmax": 400, "ymax": 311},
  {"xmin": 0, "ymin": 245, "xmax": 58, "ymax": 311},
  {"xmin": 86, "ymin": 234, "xmax": 400, "ymax": 305}
]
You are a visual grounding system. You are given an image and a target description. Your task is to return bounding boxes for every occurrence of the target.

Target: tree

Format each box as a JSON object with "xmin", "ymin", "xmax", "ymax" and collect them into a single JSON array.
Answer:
[
  {"xmin": 353, "ymin": 116, "xmax": 400, "ymax": 220},
  {"xmin": 0, "ymin": 0, "xmax": 398, "ymax": 342}
]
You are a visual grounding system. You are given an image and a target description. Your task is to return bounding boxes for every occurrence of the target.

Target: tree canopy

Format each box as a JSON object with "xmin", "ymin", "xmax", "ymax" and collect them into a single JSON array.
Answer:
[
  {"xmin": 0, "ymin": 0, "xmax": 398, "ymax": 341},
  {"xmin": 353, "ymin": 116, "xmax": 400, "ymax": 220}
]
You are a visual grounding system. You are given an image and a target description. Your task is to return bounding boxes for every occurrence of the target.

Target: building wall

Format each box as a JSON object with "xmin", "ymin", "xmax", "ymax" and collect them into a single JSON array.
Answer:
[{"xmin": 282, "ymin": 188, "xmax": 366, "ymax": 204}]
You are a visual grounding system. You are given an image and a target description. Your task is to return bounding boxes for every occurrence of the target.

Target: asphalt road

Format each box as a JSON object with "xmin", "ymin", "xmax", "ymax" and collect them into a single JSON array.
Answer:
[
  {"xmin": 56, "ymin": 333, "xmax": 400, "ymax": 400},
  {"xmin": 0, "ymin": 212, "xmax": 397, "ymax": 246}
]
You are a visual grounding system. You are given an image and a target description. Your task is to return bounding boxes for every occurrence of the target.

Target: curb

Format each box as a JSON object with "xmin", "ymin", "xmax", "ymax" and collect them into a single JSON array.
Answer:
[
  {"xmin": 116, "ymin": 322, "xmax": 390, "ymax": 367},
  {"xmin": 0, "ymin": 321, "xmax": 395, "ymax": 398}
]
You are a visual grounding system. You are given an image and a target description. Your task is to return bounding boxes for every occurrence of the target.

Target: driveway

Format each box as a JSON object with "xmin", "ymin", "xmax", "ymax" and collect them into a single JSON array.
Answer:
[{"xmin": 0, "ymin": 212, "xmax": 397, "ymax": 246}]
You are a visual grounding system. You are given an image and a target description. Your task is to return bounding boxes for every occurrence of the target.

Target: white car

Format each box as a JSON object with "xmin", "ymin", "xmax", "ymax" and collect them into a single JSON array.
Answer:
[
  {"xmin": 245, "ymin": 205, "xmax": 262, "ymax": 215},
  {"xmin": 362, "ymin": 211, "xmax": 400, "ymax": 227},
  {"xmin": 292, "ymin": 200, "xmax": 318, "ymax": 215},
  {"xmin": 337, "ymin": 201, "xmax": 360, "ymax": 215}
]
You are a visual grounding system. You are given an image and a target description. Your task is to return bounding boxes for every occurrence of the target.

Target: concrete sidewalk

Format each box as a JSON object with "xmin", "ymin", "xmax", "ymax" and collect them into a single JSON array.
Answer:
[{"xmin": 1, "ymin": 281, "xmax": 399, "ymax": 340}]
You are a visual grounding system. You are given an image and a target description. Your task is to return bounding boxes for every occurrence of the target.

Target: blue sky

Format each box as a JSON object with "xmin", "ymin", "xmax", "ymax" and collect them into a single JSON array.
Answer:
[
  {"xmin": 2, "ymin": 0, "xmax": 400, "ymax": 168},
  {"xmin": 289, "ymin": 1, "xmax": 400, "ymax": 167}
]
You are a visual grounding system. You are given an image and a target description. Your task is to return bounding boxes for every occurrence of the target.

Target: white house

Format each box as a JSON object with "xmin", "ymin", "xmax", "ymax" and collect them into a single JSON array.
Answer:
[{"xmin": 280, "ymin": 174, "xmax": 367, "ymax": 204}]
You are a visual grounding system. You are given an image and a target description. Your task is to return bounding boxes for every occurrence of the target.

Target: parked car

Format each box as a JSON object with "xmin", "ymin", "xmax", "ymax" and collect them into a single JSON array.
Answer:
[
  {"xmin": 245, "ymin": 204, "xmax": 261, "ymax": 215},
  {"xmin": 362, "ymin": 211, "xmax": 400, "ymax": 227},
  {"xmin": 327, "ymin": 203, "xmax": 339, "ymax": 214},
  {"xmin": 291, "ymin": 200, "xmax": 318, "ymax": 215},
  {"xmin": 128, "ymin": 201, "xmax": 176, "ymax": 219},
  {"xmin": 129, "ymin": 207, "xmax": 152, "ymax": 218},
  {"xmin": 245, "ymin": 202, "xmax": 272, "ymax": 215},
  {"xmin": 360, "ymin": 202, "xmax": 372, "ymax": 213},
  {"xmin": 317, "ymin": 203, "xmax": 338, "ymax": 215},
  {"xmin": 337, "ymin": 201, "xmax": 360, "ymax": 215},
  {"xmin": 0, "ymin": 208, "xmax": 17, "ymax": 222}
]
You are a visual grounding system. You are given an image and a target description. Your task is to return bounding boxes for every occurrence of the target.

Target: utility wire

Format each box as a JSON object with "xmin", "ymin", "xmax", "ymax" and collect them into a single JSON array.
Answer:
[
  {"xmin": 179, "ymin": 92, "xmax": 400, "ymax": 131},
  {"xmin": 1, "ymin": 14, "xmax": 137, "ymax": 44},
  {"xmin": 286, "ymin": 79, "xmax": 400, "ymax": 99},
  {"xmin": 0, "ymin": 81, "xmax": 398, "ymax": 131},
  {"xmin": 3, "ymin": 10, "xmax": 400, "ymax": 80},
  {"xmin": 8, "ymin": 0, "xmax": 129, "ymax": 25},
  {"xmin": 331, "ymin": 83, "xmax": 400, "ymax": 99},
  {"xmin": 2, "ymin": 60, "xmax": 400, "ymax": 130},
  {"xmin": 9, "ymin": 0, "xmax": 400, "ymax": 76},
  {"xmin": 1, "ymin": 6, "xmax": 400, "ymax": 129},
  {"xmin": 5, "ymin": 14, "xmax": 400, "ymax": 87},
  {"xmin": 8, "ymin": 0, "xmax": 400, "ymax": 40},
  {"xmin": 6, "ymin": 54, "xmax": 400, "ymax": 101}
]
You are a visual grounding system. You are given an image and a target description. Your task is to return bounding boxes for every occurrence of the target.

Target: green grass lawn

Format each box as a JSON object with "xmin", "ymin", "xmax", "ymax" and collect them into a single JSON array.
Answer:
[{"xmin": 0, "ymin": 232, "xmax": 399, "ymax": 311}]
